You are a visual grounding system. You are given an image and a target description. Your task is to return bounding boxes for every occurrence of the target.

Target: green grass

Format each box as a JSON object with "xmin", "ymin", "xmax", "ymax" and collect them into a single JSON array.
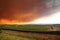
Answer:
[
  {"xmin": 1, "ymin": 25, "xmax": 48, "ymax": 31},
  {"xmin": 0, "ymin": 33, "xmax": 35, "ymax": 40}
]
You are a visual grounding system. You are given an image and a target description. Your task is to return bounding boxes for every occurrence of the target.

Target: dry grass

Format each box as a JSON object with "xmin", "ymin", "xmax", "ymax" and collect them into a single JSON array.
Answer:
[
  {"xmin": 1, "ymin": 30, "xmax": 60, "ymax": 40},
  {"xmin": 0, "ymin": 32, "xmax": 35, "ymax": 40}
]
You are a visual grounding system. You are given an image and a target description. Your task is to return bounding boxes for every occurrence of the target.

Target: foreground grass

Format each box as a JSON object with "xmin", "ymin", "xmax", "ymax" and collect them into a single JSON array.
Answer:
[
  {"xmin": 0, "ymin": 33, "xmax": 35, "ymax": 40},
  {"xmin": 1, "ymin": 25, "xmax": 48, "ymax": 31},
  {"xmin": 1, "ymin": 30, "xmax": 60, "ymax": 40}
]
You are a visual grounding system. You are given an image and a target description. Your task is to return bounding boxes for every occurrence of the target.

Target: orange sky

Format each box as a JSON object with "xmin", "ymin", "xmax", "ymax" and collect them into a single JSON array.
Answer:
[
  {"xmin": 0, "ymin": 12, "xmax": 39, "ymax": 24},
  {"xmin": 1, "ymin": 0, "xmax": 60, "ymax": 24},
  {"xmin": 0, "ymin": 0, "xmax": 48, "ymax": 24}
]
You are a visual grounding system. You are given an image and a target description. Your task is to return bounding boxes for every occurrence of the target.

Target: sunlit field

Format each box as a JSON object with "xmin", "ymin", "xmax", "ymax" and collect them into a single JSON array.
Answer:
[{"xmin": 0, "ymin": 25, "xmax": 48, "ymax": 31}]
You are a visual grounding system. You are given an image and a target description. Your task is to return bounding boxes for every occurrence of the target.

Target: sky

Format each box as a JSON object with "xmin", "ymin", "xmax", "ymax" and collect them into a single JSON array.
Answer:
[
  {"xmin": 30, "ymin": 11, "xmax": 60, "ymax": 24},
  {"xmin": 0, "ymin": 0, "xmax": 60, "ymax": 25}
]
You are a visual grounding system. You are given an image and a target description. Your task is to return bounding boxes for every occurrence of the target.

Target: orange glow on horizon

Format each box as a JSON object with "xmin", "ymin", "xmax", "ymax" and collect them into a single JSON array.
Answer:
[
  {"xmin": 0, "ymin": 19, "xmax": 31, "ymax": 25},
  {"xmin": 0, "ymin": 12, "xmax": 40, "ymax": 25}
]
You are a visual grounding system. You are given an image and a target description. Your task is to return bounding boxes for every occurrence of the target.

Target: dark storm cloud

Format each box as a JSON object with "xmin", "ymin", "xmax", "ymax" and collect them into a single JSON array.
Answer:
[
  {"xmin": 0, "ymin": 0, "xmax": 59, "ymax": 24},
  {"xmin": 0, "ymin": 0, "xmax": 47, "ymax": 21}
]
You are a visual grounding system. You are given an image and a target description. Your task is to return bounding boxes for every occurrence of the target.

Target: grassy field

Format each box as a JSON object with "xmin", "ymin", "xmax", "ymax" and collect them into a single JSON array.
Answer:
[
  {"xmin": 0, "ymin": 33, "xmax": 35, "ymax": 40},
  {"xmin": 0, "ymin": 25, "xmax": 60, "ymax": 40},
  {"xmin": 0, "ymin": 25, "xmax": 48, "ymax": 31},
  {"xmin": 1, "ymin": 30, "xmax": 60, "ymax": 40},
  {"xmin": 0, "ymin": 25, "xmax": 49, "ymax": 40}
]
